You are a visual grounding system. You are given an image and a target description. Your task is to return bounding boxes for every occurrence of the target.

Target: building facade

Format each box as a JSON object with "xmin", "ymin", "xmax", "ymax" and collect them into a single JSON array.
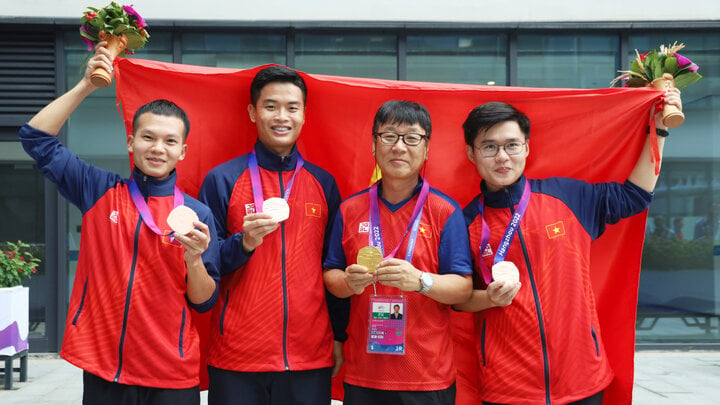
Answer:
[{"xmin": 1, "ymin": 1, "xmax": 719, "ymax": 352}]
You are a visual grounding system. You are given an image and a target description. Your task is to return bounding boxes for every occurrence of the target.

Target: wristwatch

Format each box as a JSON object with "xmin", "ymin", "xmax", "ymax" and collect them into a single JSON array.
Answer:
[{"xmin": 418, "ymin": 272, "xmax": 434, "ymax": 294}]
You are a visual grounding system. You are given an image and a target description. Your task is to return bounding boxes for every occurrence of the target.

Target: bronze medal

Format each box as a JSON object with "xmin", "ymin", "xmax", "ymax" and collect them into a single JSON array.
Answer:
[{"xmin": 357, "ymin": 245, "xmax": 383, "ymax": 273}]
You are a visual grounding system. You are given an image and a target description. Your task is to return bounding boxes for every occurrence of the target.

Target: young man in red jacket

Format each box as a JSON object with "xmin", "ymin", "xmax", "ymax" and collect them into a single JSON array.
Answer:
[
  {"xmin": 199, "ymin": 66, "xmax": 346, "ymax": 404},
  {"xmin": 19, "ymin": 43, "xmax": 220, "ymax": 405},
  {"xmin": 455, "ymin": 91, "xmax": 682, "ymax": 404}
]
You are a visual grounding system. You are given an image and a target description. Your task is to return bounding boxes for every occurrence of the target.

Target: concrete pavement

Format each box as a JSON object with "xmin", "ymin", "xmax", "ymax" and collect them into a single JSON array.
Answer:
[{"xmin": 1, "ymin": 351, "xmax": 719, "ymax": 404}]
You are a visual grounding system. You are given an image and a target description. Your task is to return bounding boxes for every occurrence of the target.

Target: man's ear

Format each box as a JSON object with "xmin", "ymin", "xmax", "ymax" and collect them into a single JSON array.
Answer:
[
  {"xmin": 126, "ymin": 134, "xmax": 134, "ymax": 153},
  {"xmin": 466, "ymin": 144, "xmax": 476, "ymax": 165},
  {"xmin": 247, "ymin": 104, "xmax": 256, "ymax": 123}
]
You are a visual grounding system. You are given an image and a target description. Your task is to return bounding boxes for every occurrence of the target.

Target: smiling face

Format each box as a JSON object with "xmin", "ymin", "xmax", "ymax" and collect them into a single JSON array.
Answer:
[
  {"xmin": 248, "ymin": 82, "xmax": 306, "ymax": 156},
  {"xmin": 127, "ymin": 112, "xmax": 187, "ymax": 179},
  {"xmin": 466, "ymin": 120, "xmax": 529, "ymax": 192},
  {"xmin": 374, "ymin": 122, "xmax": 429, "ymax": 183}
]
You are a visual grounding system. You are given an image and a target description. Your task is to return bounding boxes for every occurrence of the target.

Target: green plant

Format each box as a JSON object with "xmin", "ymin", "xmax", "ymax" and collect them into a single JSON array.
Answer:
[
  {"xmin": 0, "ymin": 241, "xmax": 41, "ymax": 288},
  {"xmin": 610, "ymin": 42, "xmax": 702, "ymax": 89},
  {"xmin": 641, "ymin": 236, "xmax": 713, "ymax": 270},
  {"xmin": 80, "ymin": 1, "xmax": 149, "ymax": 54}
]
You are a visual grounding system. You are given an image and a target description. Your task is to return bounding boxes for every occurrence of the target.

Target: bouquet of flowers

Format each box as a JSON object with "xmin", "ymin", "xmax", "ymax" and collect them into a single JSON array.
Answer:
[
  {"xmin": 0, "ymin": 241, "xmax": 41, "ymax": 288},
  {"xmin": 611, "ymin": 42, "xmax": 702, "ymax": 128},
  {"xmin": 80, "ymin": 2, "xmax": 150, "ymax": 87}
]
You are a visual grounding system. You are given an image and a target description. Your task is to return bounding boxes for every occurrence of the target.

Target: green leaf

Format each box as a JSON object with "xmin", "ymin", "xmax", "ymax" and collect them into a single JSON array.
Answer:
[
  {"xmin": 630, "ymin": 59, "xmax": 644, "ymax": 74},
  {"xmin": 664, "ymin": 57, "xmax": 679, "ymax": 74},
  {"xmin": 125, "ymin": 31, "xmax": 147, "ymax": 50},
  {"xmin": 673, "ymin": 72, "xmax": 703, "ymax": 89}
]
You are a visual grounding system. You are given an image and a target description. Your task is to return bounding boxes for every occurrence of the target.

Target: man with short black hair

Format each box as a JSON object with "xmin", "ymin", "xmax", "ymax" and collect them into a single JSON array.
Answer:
[
  {"xmin": 199, "ymin": 65, "xmax": 345, "ymax": 405},
  {"xmin": 455, "ymin": 92, "xmax": 682, "ymax": 404},
  {"xmin": 324, "ymin": 100, "xmax": 472, "ymax": 405},
  {"xmin": 20, "ymin": 42, "xmax": 220, "ymax": 405}
]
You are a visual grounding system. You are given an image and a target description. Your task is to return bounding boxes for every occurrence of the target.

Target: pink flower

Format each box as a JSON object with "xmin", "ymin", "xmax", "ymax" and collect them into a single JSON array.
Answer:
[
  {"xmin": 32, "ymin": 268, "xmax": 37, "ymax": 274},
  {"xmin": 85, "ymin": 11, "xmax": 98, "ymax": 19},
  {"xmin": 675, "ymin": 53, "xmax": 699, "ymax": 72},
  {"xmin": 123, "ymin": 5, "xmax": 147, "ymax": 29},
  {"xmin": 640, "ymin": 52, "xmax": 648, "ymax": 61},
  {"xmin": 80, "ymin": 26, "xmax": 95, "ymax": 52},
  {"xmin": 19, "ymin": 257, "xmax": 24, "ymax": 262}
]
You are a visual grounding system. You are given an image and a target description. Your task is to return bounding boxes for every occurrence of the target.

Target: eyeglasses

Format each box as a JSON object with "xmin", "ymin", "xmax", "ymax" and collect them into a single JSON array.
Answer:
[
  {"xmin": 474, "ymin": 141, "xmax": 526, "ymax": 158},
  {"xmin": 375, "ymin": 132, "xmax": 428, "ymax": 147}
]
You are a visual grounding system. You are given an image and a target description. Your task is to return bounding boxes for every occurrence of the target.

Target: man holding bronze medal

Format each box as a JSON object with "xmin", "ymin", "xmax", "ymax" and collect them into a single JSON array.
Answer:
[
  {"xmin": 198, "ymin": 66, "xmax": 345, "ymax": 404},
  {"xmin": 323, "ymin": 100, "xmax": 473, "ymax": 404},
  {"xmin": 19, "ymin": 42, "xmax": 221, "ymax": 404},
  {"xmin": 454, "ymin": 94, "xmax": 682, "ymax": 404}
]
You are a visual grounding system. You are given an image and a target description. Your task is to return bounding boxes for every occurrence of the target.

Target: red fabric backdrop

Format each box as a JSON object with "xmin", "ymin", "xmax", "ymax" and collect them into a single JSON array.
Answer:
[{"xmin": 114, "ymin": 58, "xmax": 662, "ymax": 404}]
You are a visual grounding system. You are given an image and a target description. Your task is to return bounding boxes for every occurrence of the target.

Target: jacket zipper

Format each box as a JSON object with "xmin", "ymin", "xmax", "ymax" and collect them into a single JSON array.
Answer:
[
  {"xmin": 219, "ymin": 289, "xmax": 230, "ymax": 335},
  {"xmin": 506, "ymin": 187, "xmax": 552, "ymax": 405},
  {"xmin": 71, "ymin": 277, "xmax": 88, "ymax": 325},
  {"xmin": 114, "ymin": 216, "xmax": 142, "ymax": 382},
  {"xmin": 178, "ymin": 308, "xmax": 186, "ymax": 358},
  {"xmin": 480, "ymin": 318, "xmax": 487, "ymax": 366},
  {"xmin": 279, "ymin": 163, "xmax": 290, "ymax": 371}
]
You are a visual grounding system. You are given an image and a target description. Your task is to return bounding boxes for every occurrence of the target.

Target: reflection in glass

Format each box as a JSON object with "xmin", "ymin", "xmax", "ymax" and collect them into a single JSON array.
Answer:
[
  {"xmin": 517, "ymin": 34, "xmax": 618, "ymax": 88},
  {"xmin": 295, "ymin": 33, "xmax": 397, "ymax": 79},
  {"xmin": 636, "ymin": 33, "xmax": 720, "ymax": 343},
  {"xmin": 407, "ymin": 34, "xmax": 507, "ymax": 85}
]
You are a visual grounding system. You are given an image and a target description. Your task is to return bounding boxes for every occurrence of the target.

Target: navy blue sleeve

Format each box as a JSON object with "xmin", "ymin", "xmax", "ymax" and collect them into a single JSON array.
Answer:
[
  {"xmin": 322, "ymin": 207, "xmax": 348, "ymax": 270},
  {"xmin": 183, "ymin": 195, "xmax": 221, "ymax": 313},
  {"xmin": 319, "ymin": 203, "xmax": 350, "ymax": 342},
  {"xmin": 534, "ymin": 177, "xmax": 653, "ymax": 240},
  {"xmin": 463, "ymin": 194, "xmax": 482, "ymax": 227},
  {"xmin": 435, "ymin": 193, "xmax": 473, "ymax": 276},
  {"xmin": 198, "ymin": 157, "xmax": 253, "ymax": 275},
  {"xmin": 19, "ymin": 123, "xmax": 121, "ymax": 213}
]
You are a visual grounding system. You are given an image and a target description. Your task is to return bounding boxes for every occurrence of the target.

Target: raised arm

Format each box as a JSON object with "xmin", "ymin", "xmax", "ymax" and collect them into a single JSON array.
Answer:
[
  {"xmin": 627, "ymin": 88, "xmax": 682, "ymax": 192},
  {"xmin": 29, "ymin": 42, "xmax": 114, "ymax": 135}
]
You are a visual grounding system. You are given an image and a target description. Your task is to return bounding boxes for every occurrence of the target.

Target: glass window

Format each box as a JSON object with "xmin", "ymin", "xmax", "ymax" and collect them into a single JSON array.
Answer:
[
  {"xmin": 517, "ymin": 34, "xmax": 618, "ymax": 88},
  {"xmin": 0, "ymin": 159, "xmax": 45, "ymax": 341},
  {"xmin": 182, "ymin": 32, "xmax": 285, "ymax": 68},
  {"xmin": 295, "ymin": 33, "xmax": 397, "ymax": 79},
  {"xmin": 407, "ymin": 34, "xmax": 507, "ymax": 85},
  {"xmin": 634, "ymin": 33, "xmax": 720, "ymax": 343}
]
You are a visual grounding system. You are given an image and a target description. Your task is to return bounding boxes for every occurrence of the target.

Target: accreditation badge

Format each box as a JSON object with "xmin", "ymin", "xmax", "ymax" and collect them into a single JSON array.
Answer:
[{"xmin": 367, "ymin": 296, "xmax": 406, "ymax": 355}]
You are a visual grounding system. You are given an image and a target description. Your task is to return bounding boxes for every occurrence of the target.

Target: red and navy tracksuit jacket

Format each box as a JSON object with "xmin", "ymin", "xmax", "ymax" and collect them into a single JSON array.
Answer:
[
  {"xmin": 464, "ymin": 175, "xmax": 652, "ymax": 404},
  {"xmin": 323, "ymin": 179, "xmax": 473, "ymax": 391},
  {"xmin": 198, "ymin": 141, "xmax": 345, "ymax": 372},
  {"xmin": 19, "ymin": 123, "xmax": 221, "ymax": 389}
]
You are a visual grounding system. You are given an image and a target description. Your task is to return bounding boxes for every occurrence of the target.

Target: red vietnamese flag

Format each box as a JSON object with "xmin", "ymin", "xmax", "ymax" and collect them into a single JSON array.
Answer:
[{"xmin": 114, "ymin": 57, "xmax": 662, "ymax": 405}]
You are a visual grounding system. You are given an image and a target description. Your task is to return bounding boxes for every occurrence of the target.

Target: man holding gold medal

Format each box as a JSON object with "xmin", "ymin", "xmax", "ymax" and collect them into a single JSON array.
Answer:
[
  {"xmin": 323, "ymin": 100, "xmax": 473, "ymax": 404},
  {"xmin": 199, "ymin": 66, "xmax": 345, "ymax": 404}
]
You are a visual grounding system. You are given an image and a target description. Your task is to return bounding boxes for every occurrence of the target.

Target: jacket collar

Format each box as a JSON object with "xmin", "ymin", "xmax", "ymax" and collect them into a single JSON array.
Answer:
[
  {"xmin": 480, "ymin": 175, "xmax": 527, "ymax": 208},
  {"xmin": 132, "ymin": 167, "xmax": 178, "ymax": 197},
  {"xmin": 253, "ymin": 141, "xmax": 301, "ymax": 172}
]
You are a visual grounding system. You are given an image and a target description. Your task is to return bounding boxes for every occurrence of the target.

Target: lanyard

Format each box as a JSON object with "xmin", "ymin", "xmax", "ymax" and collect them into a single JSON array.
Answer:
[
  {"xmin": 368, "ymin": 179, "xmax": 430, "ymax": 263},
  {"xmin": 248, "ymin": 151, "xmax": 304, "ymax": 213},
  {"xmin": 128, "ymin": 179, "xmax": 184, "ymax": 236},
  {"xmin": 477, "ymin": 180, "xmax": 531, "ymax": 285}
]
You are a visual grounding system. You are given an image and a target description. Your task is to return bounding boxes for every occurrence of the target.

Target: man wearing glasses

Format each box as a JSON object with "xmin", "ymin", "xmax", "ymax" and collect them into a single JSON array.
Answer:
[
  {"xmin": 323, "ymin": 100, "xmax": 472, "ymax": 404},
  {"xmin": 454, "ymin": 96, "xmax": 682, "ymax": 405}
]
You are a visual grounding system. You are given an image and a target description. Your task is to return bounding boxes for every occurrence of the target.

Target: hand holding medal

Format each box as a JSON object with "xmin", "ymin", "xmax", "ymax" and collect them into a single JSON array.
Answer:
[{"xmin": 487, "ymin": 261, "xmax": 522, "ymax": 307}]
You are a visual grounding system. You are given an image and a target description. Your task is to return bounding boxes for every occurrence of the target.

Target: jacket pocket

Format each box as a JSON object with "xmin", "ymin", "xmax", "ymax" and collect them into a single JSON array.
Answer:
[
  {"xmin": 591, "ymin": 326, "xmax": 600, "ymax": 357},
  {"xmin": 480, "ymin": 318, "xmax": 487, "ymax": 366},
  {"xmin": 71, "ymin": 277, "xmax": 89, "ymax": 326},
  {"xmin": 219, "ymin": 290, "xmax": 230, "ymax": 335},
  {"xmin": 178, "ymin": 308, "xmax": 186, "ymax": 358}
]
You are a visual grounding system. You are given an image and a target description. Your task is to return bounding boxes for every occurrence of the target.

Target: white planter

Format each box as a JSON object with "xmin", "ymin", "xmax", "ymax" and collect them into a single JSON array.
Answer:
[{"xmin": 0, "ymin": 286, "xmax": 29, "ymax": 356}]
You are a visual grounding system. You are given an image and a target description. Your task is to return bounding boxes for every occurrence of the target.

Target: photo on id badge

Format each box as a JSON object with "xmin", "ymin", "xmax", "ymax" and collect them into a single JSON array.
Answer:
[{"xmin": 367, "ymin": 296, "xmax": 406, "ymax": 355}]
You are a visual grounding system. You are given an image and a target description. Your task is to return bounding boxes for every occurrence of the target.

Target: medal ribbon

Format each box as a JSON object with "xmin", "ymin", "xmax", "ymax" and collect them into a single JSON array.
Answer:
[
  {"xmin": 477, "ymin": 180, "xmax": 531, "ymax": 285},
  {"xmin": 248, "ymin": 151, "xmax": 304, "ymax": 213},
  {"xmin": 369, "ymin": 179, "xmax": 430, "ymax": 263},
  {"xmin": 128, "ymin": 180, "xmax": 184, "ymax": 236}
]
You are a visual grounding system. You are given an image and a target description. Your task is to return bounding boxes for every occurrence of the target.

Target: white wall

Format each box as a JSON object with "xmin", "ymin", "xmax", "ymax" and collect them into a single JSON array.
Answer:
[{"xmin": 2, "ymin": 0, "xmax": 718, "ymax": 22}]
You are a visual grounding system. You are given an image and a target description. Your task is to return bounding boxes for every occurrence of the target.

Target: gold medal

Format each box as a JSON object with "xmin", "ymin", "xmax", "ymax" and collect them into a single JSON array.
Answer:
[{"xmin": 357, "ymin": 246, "xmax": 383, "ymax": 273}]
